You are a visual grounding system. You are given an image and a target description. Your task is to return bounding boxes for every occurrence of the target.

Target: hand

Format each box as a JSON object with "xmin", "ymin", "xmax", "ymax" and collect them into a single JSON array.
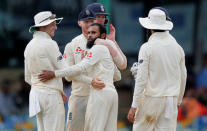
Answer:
[
  {"xmin": 130, "ymin": 62, "xmax": 139, "ymax": 79},
  {"xmin": 106, "ymin": 24, "xmax": 116, "ymax": 41},
  {"xmin": 127, "ymin": 107, "xmax": 137, "ymax": 123},
  {"xmin": 38, "ymin": 70, "xmax": 55, "ymax": 82},
  {"xmin": 94, "ymin": 38, "xmax": 108, "ymax": 46},
  {"xmin": 60, "ymin": 91, "xmax": 68, "ymax": 103},
  {"xmin": 91, "ymin": 78, "xmax": 105, "ymax": 90}
]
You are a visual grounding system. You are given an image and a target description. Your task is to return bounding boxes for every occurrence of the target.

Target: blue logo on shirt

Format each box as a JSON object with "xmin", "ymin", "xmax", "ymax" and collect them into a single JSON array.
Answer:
[
  {"xmin": 139, "ymin": 59, "xmax": 143, "ymax": 64},
  {"xmin": 57, "ymin": 55, "xmax": 62, "ymax": 61}
]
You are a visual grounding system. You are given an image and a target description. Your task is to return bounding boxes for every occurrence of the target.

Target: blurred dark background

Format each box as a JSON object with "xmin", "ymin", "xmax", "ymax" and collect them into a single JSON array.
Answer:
[{"xmin": 0, "ymin": 0, "xmax": 207, "ymax": 130}]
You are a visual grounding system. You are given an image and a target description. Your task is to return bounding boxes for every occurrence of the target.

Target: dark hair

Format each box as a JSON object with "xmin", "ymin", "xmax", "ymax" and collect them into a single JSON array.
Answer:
[
  {"xmin": 153, "ymin": 29, "xmax": 165, "ymax": 32},
  {"xmin": 35, "ymin": 27, "xmax": 40, "ymax": 31},
  {"xmin": 146, "ymin": 29, "xmax": 166, "ymax": 40},
  {"xmin": 90, "ymin": 23, "xmax": 106, "ymax": 36}
]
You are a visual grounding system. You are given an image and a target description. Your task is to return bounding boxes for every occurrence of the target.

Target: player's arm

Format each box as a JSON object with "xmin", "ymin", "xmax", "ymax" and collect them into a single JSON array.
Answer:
[
  {"xmin": 107, "ymin": 24, "xmax": 127, "ymax": 70},
  {"xmin": 46, "ymin": 41, "xmax": 66, "ymax": 70},
  {"xmin": 64, "ymin": 43, "xmax": 93, "ymax": 85},
  {"xmin": 63, "ymin": 43, "xmax": 75, "ymax": 82},
  {"xmin": 94, "ymin": 38, "xmax": 126, "ymax": 70},
  {"xmin": 131, "ymin": 44, "xmax": 149, "ymax": 108},
  {"xmin": 24, "ymin": 50, "xmax": 31, "ymax": 85},
  {"xmin": 113, "ymin": 65, "xmax": 121, "ymax": 82},
  {"xmin": 54, "ymin": 45, "xmax": 104, "ymax": 78},
  {"xmin": 24, "ymin": 58, "xmax": 31, "ymax": 85},
  {"xmin": 109, "ymin": 39, "xmax": 127, "ymax": 70},
  {"xmin": 178, "ymin": 49, "xmax": 187, "ymax": 106},
  {"xmin": 128, "ymin": 44, "xmax": 149, "ymax": 123}
]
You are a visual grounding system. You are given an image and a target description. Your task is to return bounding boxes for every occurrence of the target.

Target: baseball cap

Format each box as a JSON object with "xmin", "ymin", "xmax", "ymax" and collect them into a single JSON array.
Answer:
[
  {"xmin": 78, "ymin": 9, "xmax": 95, "ymax": 21},
  {"xmin": 87, "ymin": 3, "xmax": 109, "ymax": 16}
]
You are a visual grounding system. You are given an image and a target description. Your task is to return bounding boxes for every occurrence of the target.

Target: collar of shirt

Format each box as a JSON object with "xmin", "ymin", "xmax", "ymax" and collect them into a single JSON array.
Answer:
[
  {"xmin": 148, "ymin": 31, "xmax": 169, "ymax": 42},
  {"xmin": 33, "ymin": 31, "xmax": 52, "ymax": 40},
  {"xmin": 80, "ymin": 33, "xmax": 87, "ymax": 43}
]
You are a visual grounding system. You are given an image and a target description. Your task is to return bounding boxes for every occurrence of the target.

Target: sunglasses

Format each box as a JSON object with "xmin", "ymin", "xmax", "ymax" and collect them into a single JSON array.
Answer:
[{"xmin": 39, "ymin": 14, "xmax": 56, "ymax": 24}]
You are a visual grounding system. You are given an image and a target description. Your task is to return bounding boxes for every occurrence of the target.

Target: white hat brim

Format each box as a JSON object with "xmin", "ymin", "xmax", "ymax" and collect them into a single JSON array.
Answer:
[
  {"xmin": 29, "ymin": 17, "xmax": 63, "ymax": 33},
  {"xmin": 139, "ymin": 17, "xmax": 173, "ymax": 30}
]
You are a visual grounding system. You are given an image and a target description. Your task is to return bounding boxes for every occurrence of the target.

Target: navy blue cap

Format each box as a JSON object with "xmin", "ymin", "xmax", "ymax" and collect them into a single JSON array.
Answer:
[
  {"xmin": 151, "ymin": 7, "xmax": 172, "ymax": 21},
  {"xmin": 78, "ymin": 9, "xmax": 95, "ymax": 21},
  {"xmin": 87, "ymin": 3, "xmax": 109, "ymax": 16}
]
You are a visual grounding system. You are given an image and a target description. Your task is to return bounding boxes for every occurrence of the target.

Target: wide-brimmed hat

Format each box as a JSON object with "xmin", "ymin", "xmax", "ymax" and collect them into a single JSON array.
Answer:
[
  {"xmin": 139, "ymin": 7, "xmax": 173, "ymax": 30},
  {"xmin": 29, "ymin": 11, "xmax": 63, "ymax": 33}
]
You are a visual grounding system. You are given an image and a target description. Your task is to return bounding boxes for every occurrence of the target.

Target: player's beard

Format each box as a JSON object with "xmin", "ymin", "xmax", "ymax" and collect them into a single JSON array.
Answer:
[{"xmin": 87, "ymin": 36, "xmax": 100, "ymax": 49}]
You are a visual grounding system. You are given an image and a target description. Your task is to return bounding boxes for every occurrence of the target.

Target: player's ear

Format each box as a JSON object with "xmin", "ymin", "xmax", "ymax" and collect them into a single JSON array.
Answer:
[
  {"xmin": 78, "ymin": 21, "xmax": 81, "ymax": 27},
  {"xmin": 101, "ymin": 33, "xmax": 106, "ymax": 39}
]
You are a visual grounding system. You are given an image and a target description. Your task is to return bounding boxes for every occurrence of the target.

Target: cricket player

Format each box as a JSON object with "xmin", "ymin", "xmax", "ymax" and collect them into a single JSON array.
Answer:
[
  {"xmin": 127, "ymin": 7, "xmax": 187, "ymax": 131},
  {"xmin": 87, "ymin": 3, "xmax": 127, "ymax": 70},
  {"xmin": 39, "ymin": 23, "xmax": 120, "ymax": 131},
  {"xmin": 24, "ymin": 11, "xmax": 67, "ymax": 131},
  {"xmin": 63, "ymin": 8, "xmax": 123, "ymax": 131},
  {"xmin": 63, "ymin": 9, "xmax": 97, "ymax": 131}
]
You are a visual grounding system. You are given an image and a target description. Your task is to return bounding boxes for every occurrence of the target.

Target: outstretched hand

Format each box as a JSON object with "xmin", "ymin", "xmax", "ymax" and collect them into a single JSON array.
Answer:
[
  {"xmin": 38, "ymin": 70, "xmax": 55, "ymax": 82},
  {"xmin": 106, "ymin": 24, "xmax": 116, "ymax": 41}
]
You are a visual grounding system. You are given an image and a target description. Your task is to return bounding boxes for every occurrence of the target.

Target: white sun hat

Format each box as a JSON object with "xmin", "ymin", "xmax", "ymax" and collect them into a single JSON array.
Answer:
[
  {"xmin": 29, "ymin": 11, "xmax": 63, "ymax": 33},
  {"xmin": 139, "ymin": 7, "xmax": 173, "ymax": 30}
]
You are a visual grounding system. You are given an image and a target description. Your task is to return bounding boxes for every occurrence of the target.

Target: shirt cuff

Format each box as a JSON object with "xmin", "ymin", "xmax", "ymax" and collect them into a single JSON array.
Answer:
[
  {"xmin": 55, "ymin": 70, "xmax": 62, "ymax": 78},
  {"xmin": 131, "ymin": 101, "xmax": 138, "ymax": 108}
]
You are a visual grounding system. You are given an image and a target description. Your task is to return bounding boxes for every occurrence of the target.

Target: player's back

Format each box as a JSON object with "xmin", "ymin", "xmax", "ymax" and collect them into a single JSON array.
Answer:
[
  {"xmin": 24, "ymin": 32, "xmax": 64, "ymax": 90},
  {"xmin": 86, "ymin": 45, "xmax": 115, "ymax": 87},
  {"xmin": 145, "ymin": 31, "xmax": 185, "ymax": 96}
]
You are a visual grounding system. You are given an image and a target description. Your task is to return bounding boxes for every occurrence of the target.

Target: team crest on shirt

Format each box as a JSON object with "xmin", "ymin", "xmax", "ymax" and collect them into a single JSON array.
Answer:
[
  {"xmin": 75, "ymin": 46, "xmax": 92, "ymax": 59},
  {"xmin": 86, "ymin": 52, "xmax": 92, "ymax": 58},
  {"xmin": 75, "ymin": 46, "xmax": 82, "ymax": 54}
]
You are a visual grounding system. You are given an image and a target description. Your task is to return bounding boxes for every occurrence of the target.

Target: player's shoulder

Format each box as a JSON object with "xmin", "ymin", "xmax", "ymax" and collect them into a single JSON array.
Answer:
[
  {"xmin": 140, "ymin": 42, "xmax": 149, "ymax": 49},
  {"xmin": 48, "ymin": 39, "xmax": 59, "ymax": 48},
  {"xmin": 24, "ymin": 42, "xmax": 32, "ymax": 57},
  {"xmin": 40, "ymin": 38, "xmax": 58, "ymax": 48},
  {"xmin": 92, "ymin": 45, "xmax": 109, "ymax": 53},
  {"xmin": 71, "ymin": 34, "xmax": 85, "ymax": 42},
  {"xmin": 67, "ymin": 34, "xmax": 86, "ymax": 47},
  {"xmin": 65, "ymin": 34, "xmax": 81, "ymax": 47},
  {"xmin": 138, "ymin": 42, "xmax": 151, "ymax": 54}
]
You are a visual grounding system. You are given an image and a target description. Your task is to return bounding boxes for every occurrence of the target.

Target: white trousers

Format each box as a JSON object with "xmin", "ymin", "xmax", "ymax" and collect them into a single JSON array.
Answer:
[
  {"xmin": 35, "ymin": 90, "xmax": 65, "ymax": 131},
  {"xmin": 84, "ymin": 87, "xmax": 118, "ymax": 131},
  {"xmin": 66, "ymin": 95, "xmax": 89, "ymax": 131},
  {"xmin": 133, "ymin": 96, "xmax": 178, "ymax": 131}
]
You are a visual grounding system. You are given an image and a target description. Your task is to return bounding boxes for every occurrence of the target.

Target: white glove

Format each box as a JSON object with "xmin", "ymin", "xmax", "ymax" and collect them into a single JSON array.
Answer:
[{"xmin": 130, "ymin": 62, "xmax": 139, "ymax": 79}]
